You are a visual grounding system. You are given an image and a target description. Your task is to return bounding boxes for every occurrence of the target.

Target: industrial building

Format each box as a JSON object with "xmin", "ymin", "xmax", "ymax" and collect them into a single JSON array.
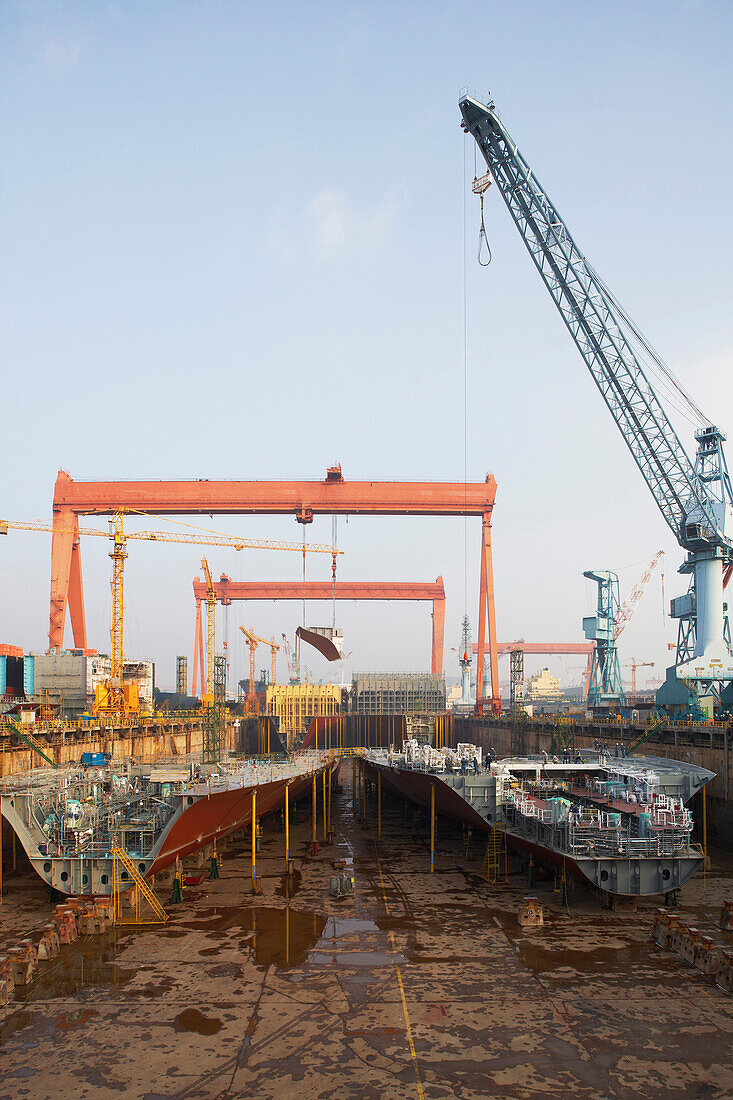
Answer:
[
  {"xmin": 25, "ymin": 652, "xmax": 155, "ymax": 717},
  {"xmin": 351, "ymin": 672, "xmax": 446, "ymax": 715}
]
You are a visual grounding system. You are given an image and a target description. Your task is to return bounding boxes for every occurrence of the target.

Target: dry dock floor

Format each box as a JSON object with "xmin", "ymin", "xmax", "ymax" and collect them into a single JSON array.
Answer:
[{"xmin": 1, "ymin": 767, "xmax": 732, "ymax": 1099}]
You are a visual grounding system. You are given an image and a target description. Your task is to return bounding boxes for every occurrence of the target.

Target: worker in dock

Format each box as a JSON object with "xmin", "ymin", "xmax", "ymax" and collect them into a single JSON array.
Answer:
[{"xmin": 473, "ymin": 756, "xmax": 480, "ymax": 775}]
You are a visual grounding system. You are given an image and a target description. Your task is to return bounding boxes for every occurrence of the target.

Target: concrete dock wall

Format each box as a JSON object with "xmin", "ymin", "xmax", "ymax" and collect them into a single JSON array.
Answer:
[{"xmin": 0, "ymin": 719, "xmax": 244, "ymax": 779}]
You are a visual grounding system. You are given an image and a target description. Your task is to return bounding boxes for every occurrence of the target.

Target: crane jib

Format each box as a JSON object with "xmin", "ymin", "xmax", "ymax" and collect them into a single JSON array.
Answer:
[{"xmin": 459, "ymin": 93, "xmax": 730, "ymax": 559}]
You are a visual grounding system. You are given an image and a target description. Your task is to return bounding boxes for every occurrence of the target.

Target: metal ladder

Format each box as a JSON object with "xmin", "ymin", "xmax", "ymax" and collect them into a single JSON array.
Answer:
[{"xmin": 112, "ymin": 846, "xmax": 168, "ymax": 925}]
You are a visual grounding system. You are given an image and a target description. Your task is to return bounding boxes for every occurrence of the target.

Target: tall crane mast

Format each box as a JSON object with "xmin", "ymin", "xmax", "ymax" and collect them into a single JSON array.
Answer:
[
  {"xmin": 460, "ymin": 91, "xmax": 733, "ymax": 703},
  {"xmin": 200, "ymin": 557, "xmax": 216, "ymax": 698},
  {"xmin": 239, "ymin": 626, "xmax": 279, "ymax": 712},
  {"xmin": 108, "ymin": 512, "xmax": 127, "ymax": 716},
  {"xmin": 200, "ymin": 556, "xmax": 222, "ymax": 764},
  {"xmin": 281, "ymin": 633, "xmax": 299, "ymax": 684}
]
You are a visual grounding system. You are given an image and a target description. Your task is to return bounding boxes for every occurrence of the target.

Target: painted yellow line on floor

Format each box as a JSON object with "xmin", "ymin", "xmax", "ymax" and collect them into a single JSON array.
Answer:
[{"xmin": 375, "ymin": 847, "xmax": 425, "ymax": 1100}]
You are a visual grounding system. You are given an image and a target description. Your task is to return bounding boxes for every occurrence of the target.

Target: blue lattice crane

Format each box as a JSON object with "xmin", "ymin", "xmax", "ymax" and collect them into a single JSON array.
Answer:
[
  {"xmin": 459, "ymin": 91, "xmax": 733, "ymax": 711},
  {"xmin": 582, "ymin": 570, "xmax": 625, "ymax": 711}
]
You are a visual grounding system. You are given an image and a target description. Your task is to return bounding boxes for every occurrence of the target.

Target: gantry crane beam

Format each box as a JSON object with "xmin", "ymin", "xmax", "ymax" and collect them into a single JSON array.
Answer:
[
  {"xmin": 49, "ymin": 467, "xmax": 499, "ymax": 713},
  {"xmin": 51, "ymin": 468, "xmax": 496, "ymax": 517},
  {"xmin": 473, "ymin": 640, "xmax": 595, "ymax": 701},
  {"xmin": 474, "ymin": 641, "xmax": 595, "ymax": 657},
  {"xmin": 190, "ymin": 577, "xmax": 447, "ymax": 694}
]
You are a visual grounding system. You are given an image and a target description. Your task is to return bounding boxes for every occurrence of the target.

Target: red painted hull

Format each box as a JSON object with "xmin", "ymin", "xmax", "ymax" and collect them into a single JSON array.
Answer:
[{"xmin": 148, "ymin": 767, "xmax": 329, "ymax": 876}]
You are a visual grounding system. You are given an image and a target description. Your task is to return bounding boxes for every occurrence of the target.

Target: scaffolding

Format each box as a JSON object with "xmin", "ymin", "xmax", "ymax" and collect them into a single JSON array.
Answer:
[
  {"xmin": 551, "ymin": 716, "xmax": 576, "ymax": 757},
  {"xmin": 112, "ymin": 846, "xmax": 167, "ymax": 925},
  {"xmin": 266, "ymin": 684, "xmax": 341, "ymax": 752},
  {"xmin": 176, "ymin": 656, "xmax": 187, "ymax": 696},
  {"xmin": 201, "ymin": 655, "xmax": 226, "ymax": 765},
  {"xmin": 351, "ymin": 672, "xmax": 446, "ymax": 715},
  {"xmin": 509, "ymin": 647, "xmax": 525, "ymax": 756}
]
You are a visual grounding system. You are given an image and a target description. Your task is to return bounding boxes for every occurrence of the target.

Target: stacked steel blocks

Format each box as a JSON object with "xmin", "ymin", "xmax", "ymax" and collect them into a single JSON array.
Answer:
[{"xmin": 651, "ymin": 908, "xmax": 733, "ymax": 992}]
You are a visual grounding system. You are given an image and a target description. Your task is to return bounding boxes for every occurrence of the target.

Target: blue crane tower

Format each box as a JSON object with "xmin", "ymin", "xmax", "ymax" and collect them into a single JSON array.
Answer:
[
  {"xmin": 582, "ymin": 570, "xmax": 625, "ymax": 711},
  {"xmin": 459, "ymin": 91, "xmax": 733, "ymax": 715}
]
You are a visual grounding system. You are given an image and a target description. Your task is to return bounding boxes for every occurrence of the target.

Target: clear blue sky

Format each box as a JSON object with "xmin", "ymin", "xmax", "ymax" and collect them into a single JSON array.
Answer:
[{"xmin": 2, "ymin": 1, "xmax": 732, "ymax": 693}]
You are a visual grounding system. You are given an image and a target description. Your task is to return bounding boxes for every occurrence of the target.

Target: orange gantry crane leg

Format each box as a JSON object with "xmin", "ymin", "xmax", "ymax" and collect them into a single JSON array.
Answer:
[{"xmin": 48, "ymin": 466, "xmax": 500, "ymax": 714}]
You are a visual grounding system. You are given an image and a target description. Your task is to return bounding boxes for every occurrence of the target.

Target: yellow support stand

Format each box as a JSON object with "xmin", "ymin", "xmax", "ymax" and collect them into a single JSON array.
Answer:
[
  {"xmin": 311, "ymin": 774, "xmax": 317, "ymax": 854},
  {"xmin": 285, "ymin": 781, "xmax": 291, "ymax": 872},
  {"xmin": 430, "ymin": 784, "xmax": 435, "ymax": 873},
  {"xmin": 328, "ymin": 767, "xmax": 332, "ymax": 834},
  {"xmin": 251, "ymin": 789, "xmax": 257, "ymax": 891},
  {"xmin": 378, "ymin": 770, "xmax": 382, "ymax": 841}
]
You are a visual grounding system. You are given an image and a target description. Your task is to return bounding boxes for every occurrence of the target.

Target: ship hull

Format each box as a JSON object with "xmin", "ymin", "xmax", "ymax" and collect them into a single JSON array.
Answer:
[
  {"xmin": 365, "ymin": 760, "xmax": 704, "ymax": 899},
  {"xmin": 148, "ymin": 771, "xmax": 316, "ymax": 875},
  {"xmin": 2, "ymin": 758, "xmax": 333, "ymax": 897}
]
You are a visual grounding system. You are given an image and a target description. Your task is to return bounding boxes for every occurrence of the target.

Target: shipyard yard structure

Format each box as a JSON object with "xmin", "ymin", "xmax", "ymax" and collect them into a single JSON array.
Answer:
[{"xmin": 2, "ymin": 25, "xmax": 733, "ymax": 1099}]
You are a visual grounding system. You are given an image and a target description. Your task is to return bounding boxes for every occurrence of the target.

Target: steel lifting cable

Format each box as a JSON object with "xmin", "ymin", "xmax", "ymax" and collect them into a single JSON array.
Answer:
[{"xmin": 477, "ymin": 188, "xmax": 492, "ymax": 267}]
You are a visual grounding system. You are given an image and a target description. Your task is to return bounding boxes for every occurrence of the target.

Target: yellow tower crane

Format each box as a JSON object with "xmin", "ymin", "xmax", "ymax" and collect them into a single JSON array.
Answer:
[
  {"xmin": 107, "ymin": 511, "xmax": 129, "ymax": 716},
  {"xmin": 2, "ymin": 516, "xmax": 343, "ymax": 735},
  {"xmin": 201, "ymin": 558, "xmax": 217, "ymax": 699},
  {"xmin": 239, "ymin": 628, "xmax": 280, "ymax": 713},
  {"xmin": 200, "ymin": 556, "xmax": 222, "ymax": 763}
]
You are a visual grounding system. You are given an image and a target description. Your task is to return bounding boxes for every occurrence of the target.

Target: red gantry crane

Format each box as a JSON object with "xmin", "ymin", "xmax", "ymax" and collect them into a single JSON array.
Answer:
[{"xmin": 49, "ymin": 466, "xmax": 500, "ymax": 713}]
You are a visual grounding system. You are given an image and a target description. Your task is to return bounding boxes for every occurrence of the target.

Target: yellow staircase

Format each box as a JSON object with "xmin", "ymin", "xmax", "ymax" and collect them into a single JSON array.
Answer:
[
  {"xmin": 479, "ymin": 824, "xmax": 508, "ymax": 885},
  {"xmin": 5, "ymin": 718, "xmax": 57, "ymax": 768},
  {"xmin": 112, "ymin": 846, "xmax": 168, "ymax": 925}
]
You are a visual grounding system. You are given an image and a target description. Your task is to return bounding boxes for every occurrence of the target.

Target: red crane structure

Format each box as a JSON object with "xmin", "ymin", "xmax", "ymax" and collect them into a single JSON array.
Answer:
[
  {"xmin": 48, "ymin": 466, "xmax": 500, "ymax": 713},
  {"xmin": 472, "ymin": 640, "xmax": 595, "ymax": 698},
  {"xmin": 190, "ymin": 576, "xmax": 447, "ymax": 695}
]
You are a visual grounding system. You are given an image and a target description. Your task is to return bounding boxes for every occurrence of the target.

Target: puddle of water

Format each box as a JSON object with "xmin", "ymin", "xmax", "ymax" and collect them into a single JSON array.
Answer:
[
  {"xmin": 514, "ymin": 939, "xmax": 670, "ymax": 976},
  {"xmin": 275, "ymin": 870, "xmax": 302, "ymax": 900},
  {"xmin": 0, "ymin": 933, "xmax": 134, "ymax": 1050},
  {"xmin": 173, "ymin": 1008, "xmax": 222, "ymax": 1035},
  {"xmin": 0, "ymin": 1011, "xmax": 34, "ymax": 1047},
  {"xmin": 182, "ymin": 905, "xmax": 327, "ymax": 970},
  {"xmin": 13, "ymin": 933, "xmax": 133, "ymax": 1006},
  {"xmin": 308, "ymin": 950, "xmax": 401, "ymax": 967},
  {"xmin": 321, "ymin": 917, "xmax": 378, "ymax": 940}
]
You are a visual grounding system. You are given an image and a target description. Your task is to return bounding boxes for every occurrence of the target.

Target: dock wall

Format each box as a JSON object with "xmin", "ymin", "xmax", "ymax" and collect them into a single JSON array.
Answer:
[{"xmin": 0, "ymin": 718, "xmax": 244, "ymax": 780}]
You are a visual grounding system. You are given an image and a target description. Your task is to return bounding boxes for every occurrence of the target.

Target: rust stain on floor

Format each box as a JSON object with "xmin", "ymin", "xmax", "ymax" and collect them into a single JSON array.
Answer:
[{"xmin": 0, "ymin": 766, "xmax": 731, "ymax": 1099}]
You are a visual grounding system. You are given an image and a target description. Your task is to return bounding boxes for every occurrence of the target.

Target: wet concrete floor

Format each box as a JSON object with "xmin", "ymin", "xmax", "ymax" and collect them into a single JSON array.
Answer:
[{"xmin": 0, "ymin": 764, "xmax": 732, "ymax": 1098}]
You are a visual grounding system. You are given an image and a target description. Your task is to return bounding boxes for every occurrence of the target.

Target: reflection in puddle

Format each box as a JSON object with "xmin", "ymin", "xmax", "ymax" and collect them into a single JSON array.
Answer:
[
  {"xmin": 13, "ymin": 932, "xmax": 132, "ymax": 1005},
  {"xmin": 173, "ymin": 1008, "xmax": 222, "ymax": 1035},
  {"xmin": 321, "ymin": 917, "xmax": 378, "ymax": 940},
  {"xmin": 186, "ymin": 905, "xmax": 328, "ymax": 969},
  {"xmin": 309, "ymin": 950, "xmax": 402, "ymax": 967}
]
